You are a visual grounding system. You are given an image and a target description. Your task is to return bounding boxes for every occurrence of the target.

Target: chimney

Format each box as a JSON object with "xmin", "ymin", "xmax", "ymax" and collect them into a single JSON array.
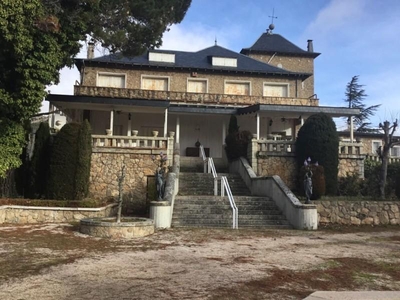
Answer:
[
  {"xmin": 307, "ymin": 40, "xmax": 314, "ymax": 52},
  {"xmin": 87, "ymin": 42, "xmax": 95, "ymax": 59}
]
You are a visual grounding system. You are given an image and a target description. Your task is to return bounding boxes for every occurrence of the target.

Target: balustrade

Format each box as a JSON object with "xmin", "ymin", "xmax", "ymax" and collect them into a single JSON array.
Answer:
[{"xmin": 92, "ymin": 135, "xmax": 167, "ymax": 149}]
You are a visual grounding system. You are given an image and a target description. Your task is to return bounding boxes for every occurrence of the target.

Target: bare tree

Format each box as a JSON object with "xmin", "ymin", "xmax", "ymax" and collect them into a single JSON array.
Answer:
[{"xmin": 377, "ymin": 120, "xmax": 400, "ymax": 199}]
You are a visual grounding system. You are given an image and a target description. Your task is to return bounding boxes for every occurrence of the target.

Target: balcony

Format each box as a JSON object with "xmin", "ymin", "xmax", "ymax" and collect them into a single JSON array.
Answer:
[{"xmin": 74, "ymin": 85, "xmax": 319, "ymax": 107}]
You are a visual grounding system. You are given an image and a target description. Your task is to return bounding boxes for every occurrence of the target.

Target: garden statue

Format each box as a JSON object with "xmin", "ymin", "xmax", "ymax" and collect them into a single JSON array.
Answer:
[
  {"xmin": 155, "ymin": 167, "xmax": 165, "ymax": 200},
  {"xmin": 304, "ymin": 169, "xmax": 313, "ymax": 204}
]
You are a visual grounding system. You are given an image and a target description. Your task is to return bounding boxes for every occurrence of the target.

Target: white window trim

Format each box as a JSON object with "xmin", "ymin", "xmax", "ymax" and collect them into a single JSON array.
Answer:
[
  {"xmin": 224, "ymin": 80, "xmax": 251, "ymax": 95},
  {"xmin": 263, "ymin": 82, "xmax": 290, "ymax": 97},
  {"xmin": 212, "ymin": 56, "xmax": 237, "ymax": 67},
  {"xmin": 141, "ymin": 75, "xmax": 171, "ymax": 91},
  {"xmin": 96, "ymin": 72, "xmax": 127, "ymax": 88},
  {"xmin": 371, "ymin": 140, "xmax": 382, "ymax": 155},
  {"xmin": 186, "ymin": 78, "xmax": 209, "ymax": 93},
  {"xmin": 391, "ymin": 145, "xmax": 400, "ymax": 157},
  {"xmin": 148, "ymin": 52, "xmax": 175, "ymax": 63}
]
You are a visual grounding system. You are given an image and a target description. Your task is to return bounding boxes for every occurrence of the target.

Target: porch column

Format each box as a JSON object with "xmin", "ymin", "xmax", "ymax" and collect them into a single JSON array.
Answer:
[
  {"xmin": 222, "ymin": 121, "xmax": 226, "ymax": 145},
  {"xmin": 127, "ymin": 113, "xmax": 132, "ymax": 136},
  {"xmin": 300, "ymin": 116, "xmax": 304, "ymax": 126},
  {"xmin": 256, "ymin": 112, "xmax": 260, "ymax": 140},
  {"xmin": 109, "ymin": 110, "xmax": 114, "ymax": 135},
  {"xmin": 350, "ymin": 116, "xmax": 354, "ymax": 142},
  {"xmin": 164, "ymin": 108, "xmax": 168, "ymax": 137},
  {"xmin": 176, "ymin": 116, "xmax": 180, "ymax": 143}
]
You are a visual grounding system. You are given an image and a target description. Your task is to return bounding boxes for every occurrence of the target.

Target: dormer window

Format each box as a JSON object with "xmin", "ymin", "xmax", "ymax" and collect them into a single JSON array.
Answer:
[
  {"xmin": 211, "ymin": 56, "xmax": 237, "ymax": 67},
  {"xmin": 148, "ymin": 52, "xmax": 175, "ymax": 63}
]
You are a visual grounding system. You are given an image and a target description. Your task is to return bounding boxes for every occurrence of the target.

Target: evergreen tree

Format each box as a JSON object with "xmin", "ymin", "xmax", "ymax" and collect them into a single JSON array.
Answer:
[
  {"xmin": 296, "ymin": 113, "xmax": 339, "ymax": 195},
  {"xmin": 344, "ymin": 75, "xmax": 381, "ymax": 132}
]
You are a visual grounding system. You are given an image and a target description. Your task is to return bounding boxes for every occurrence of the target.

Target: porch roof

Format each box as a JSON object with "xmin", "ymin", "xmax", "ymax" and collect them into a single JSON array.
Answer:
[
  {"xmin": 169, "ymin": 104, "xmax": 237, "ymax": 115},
  {"xmin": 237, "ymin": 104, "xmax": 360, "ymax": 118}
]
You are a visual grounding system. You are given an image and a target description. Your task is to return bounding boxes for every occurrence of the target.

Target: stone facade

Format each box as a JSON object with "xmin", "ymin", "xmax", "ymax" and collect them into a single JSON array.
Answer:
[
  {"xmin": 257, "ymin": 154, "xmax": 297, "ymax": 190},
  {"xmin": 338, "ymin": 154, "xmax": 365, "ymax": 178},
  {"xmin": 247, "ymin": 54, "xmax": 315, "ymax": 98},
  {"xmin": 89, "ymin": 148, "xmax": 169, "ymax": 214},
  {"xmin": 0, "ymin": 204, "xmax": 117, "ymax": 224},
  {"xmin": 315, "ymin": 200, "xmax": 400, "ymax": 225},
  {"xmin": 75, "ymin": 85, "xmax": 318, "ymax": 107},
  {"xmin": 80, "ymin": 66, "xmax": 316, "ymax": 100}
]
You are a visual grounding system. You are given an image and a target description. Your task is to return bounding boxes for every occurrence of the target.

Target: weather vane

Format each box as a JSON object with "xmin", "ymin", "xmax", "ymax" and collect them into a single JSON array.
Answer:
[
  {"xmin": 269, "ymin": 8, "xmax": 278, "ymax": 25},
  {"xmin": 267, "ymin": 8, "xmax": 277, "ymax": 34}
]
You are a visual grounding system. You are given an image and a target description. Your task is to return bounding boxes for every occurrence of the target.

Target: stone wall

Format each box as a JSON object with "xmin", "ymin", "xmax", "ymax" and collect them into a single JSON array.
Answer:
[
  {"xmin": 0, "ymin": 204, "xmax": 117, "ymax": 224},
  {"xmin": 257, "ymin": 154, "xmax": 298, "ymax": 189},
  {"xmin": 75, "ymin": 85, "xmax": 318, "ymax": 107},
  {"xmin": 315, "ymin": 200, "xmax": 400, "ymax": 225},
  {"xmin": 90, "ymin": 149, "xmax": 167, "ymax": 214},
  {"xmin": 338, "ymin": 154, "xmax": 365, "ymax": 178},
  {"xmin": 80, "ymin": 66, "xmax": 315, "ymax": 99}
]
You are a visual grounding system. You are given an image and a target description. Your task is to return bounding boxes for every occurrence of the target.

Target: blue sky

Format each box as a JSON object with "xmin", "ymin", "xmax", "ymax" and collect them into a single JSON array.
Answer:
[{"xmin": 48, "ymin": 0, "xmax": 400, "ymax": 130}]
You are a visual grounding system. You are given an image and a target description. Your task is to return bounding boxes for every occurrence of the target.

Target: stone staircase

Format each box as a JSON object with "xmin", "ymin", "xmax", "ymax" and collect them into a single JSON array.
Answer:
[{"xmin": 172, "ymin": 172, "xmax": 291, "ymax": 229}]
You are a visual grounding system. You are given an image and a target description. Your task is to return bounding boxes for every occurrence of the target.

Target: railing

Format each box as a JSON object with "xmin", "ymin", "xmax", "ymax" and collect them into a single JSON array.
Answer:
[
  {"xmin": 200, "ymin": 145, "xmax": 218, "ymax": 195},
  {"xmin": 221, "ymin": 176, "xmax": 238, "ymax": 229},
  {"xmin": 92, "ymin": 135, "xmax": 167, "ymax": 149},
  {"xmin": 74, "ymin": 85, "xmax": 319, "ymax": 107},
  {"xmin": 365, "ymin": 154, "xmax": 400, "ymax": 164},
  {"xmin": 339, "ymin": 141, "xmax": 363, "ymax": 155},
  {"xmin": 257, "ymin": 139, "xmax": 295, "ymax": 153}
]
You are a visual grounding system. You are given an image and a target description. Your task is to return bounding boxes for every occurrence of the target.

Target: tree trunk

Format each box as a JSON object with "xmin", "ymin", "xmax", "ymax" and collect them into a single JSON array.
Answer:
[{"xmin": 379, "ymin": 155, "xmax": 388, "ymax": 199}]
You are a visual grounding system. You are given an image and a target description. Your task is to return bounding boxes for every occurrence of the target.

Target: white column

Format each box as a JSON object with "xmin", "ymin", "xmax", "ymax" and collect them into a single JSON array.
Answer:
[
  {"xmin": 350, "ymin": 116, "xmax": 354, "ymax": 142},
  {"xmin": 127, "ymin": 113, "xmax": 132, "ymax": 136},
  {"xmin": 109, "ymin": 110, "xmax": 114, "ymax": 135},
  {"xmin": 164, "ymin": 108, "xmax": 168, "ymax": 137},
  {"xmin": 176, "ymin": 116, "xmax": 180, "ymax": 143},
  {"xmin": 256, "ymin": 112, "xmax": 260, "ymax": 140},
  {"xmin": 222, "ymin": 121, "xmax": 226, "ymax": 145},
  {"xmin": 301, "ymin": 117, "xmax": 304, "ymax": 126}
]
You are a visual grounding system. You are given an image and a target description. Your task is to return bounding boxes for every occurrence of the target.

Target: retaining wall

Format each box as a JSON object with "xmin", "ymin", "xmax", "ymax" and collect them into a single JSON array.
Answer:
[
  {"xmin": 315, "ymin": 200, "xmax": 400, "ymax": 225},
  {"xmin": 0, "ymin": 204, "xmax": 117, "ymax": 224}
]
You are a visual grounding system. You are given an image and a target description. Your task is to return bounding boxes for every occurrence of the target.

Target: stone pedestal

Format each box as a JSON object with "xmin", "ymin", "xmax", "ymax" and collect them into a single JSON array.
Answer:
[{"xmin": 150, "ymin": 201, "xmax": 171, "ymax": 228}]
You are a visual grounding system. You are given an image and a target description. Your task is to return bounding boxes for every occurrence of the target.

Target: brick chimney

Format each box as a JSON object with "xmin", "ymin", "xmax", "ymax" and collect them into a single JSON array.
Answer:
[
  {"xmin": 307, "ymin": 40, "xmax": 314, "ymax": 52},
  {"xmin": 87, "ymin": 42, "xmax": 95, "ymax": 59}
]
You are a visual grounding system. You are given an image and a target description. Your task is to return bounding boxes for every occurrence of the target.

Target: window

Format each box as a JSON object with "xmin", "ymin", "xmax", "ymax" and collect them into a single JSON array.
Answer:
[
  {"xmin": 97, "ymin": 73, "xmax": 126, "ymax": 88},
  {"xmin": 148, "ymin": 52, "xmax": 175, "ymax": 63},
  {"xmin": 212, "ymin": 57, "xmax": 237, "ymax": 67},
  {"xmin": 263, "ymin": 83, "xmax": 289, "ymax": 97},
  {"xmin": 141, "ymin": 76, "xmax": 169, "ymax": 91},
  {"xmin": 372, "ymin": 140, "xmax": 382, "ymax": 155},
  {"xmin": 224, "ymin": 81, "xmax": 250, "ymax": 95},
  {"xmin": 391, "ymin": 146, "xmax": 400, "ymax": 157},
  {"xmin": 187, "ymin": 79, "xmax": 207, "ymax": 93}
]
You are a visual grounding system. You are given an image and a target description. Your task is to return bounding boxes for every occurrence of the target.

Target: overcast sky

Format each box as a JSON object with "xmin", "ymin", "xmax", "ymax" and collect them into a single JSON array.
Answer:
[{"xmin": 47, "ymin": 0, "xmax": 400, "ymax": 130}]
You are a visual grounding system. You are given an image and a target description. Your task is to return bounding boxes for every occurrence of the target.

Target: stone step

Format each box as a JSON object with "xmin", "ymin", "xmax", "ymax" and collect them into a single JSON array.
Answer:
[
  {"xmin": 172, "ymin": 208, "xmax": 284, "ymax": 216},
  {"xmin": 172, "ymin": 214, "xmax": 287, "ymax": 221},
  {"xmin": 172, "ymin": 219, "xmax": 291, "ymax": 228}
]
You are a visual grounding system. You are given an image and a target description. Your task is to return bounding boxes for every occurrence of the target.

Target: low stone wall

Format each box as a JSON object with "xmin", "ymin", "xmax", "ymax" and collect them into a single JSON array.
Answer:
[
  {"xmin": 0, "ymin": 204, "xmax": 117, "ymax": 224},
  {"xmin": 257, "ymin": 154, "xmax": 297, "ymax": 189},
  {"xmin": 315, "ymin": 200, "xmax": 400, "ymax": 225},
  {"xmin": 80, "ymin": 217, "xmax": 154, "ymax": 238},
  {"xmin": 338, "ymin": 154, "xmax": 364, "ymax": 178}
]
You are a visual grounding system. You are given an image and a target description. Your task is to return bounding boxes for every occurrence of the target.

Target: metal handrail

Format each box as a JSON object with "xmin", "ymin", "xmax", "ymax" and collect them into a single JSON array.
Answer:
[
  {"xmin": 200, "ymin": 145, "xmax": 218, "ymax": 195},
  {"xmin": 221, "ymin": 176, "xmax": 238, "ymax": 229}
]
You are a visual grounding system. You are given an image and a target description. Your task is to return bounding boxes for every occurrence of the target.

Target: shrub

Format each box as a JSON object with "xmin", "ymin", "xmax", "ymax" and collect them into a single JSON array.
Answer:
[
  {"xmin": 338, "ymin": 173, "xmax": 362, "ymax": 196},
  {"xmin": 47, "ymin": 123, "xmax": 80, "ymax": 200},
  {"xmin": 225, "ymin": 130, "xmax": 252, "ymax": 161},
  {"xmin": 298, "ymin": 164, "xmax": 326, "ymax": 200},
  {"xmin": 29, "ymin": 122, "xmax": 51, "ymax": 198},
  {"xmin": 295, "ymin": 113, "xmax": 339, "ymax": 195},
  {"xmin": 74, "ymin": 120, "xmax": 92, "ymax": 200}
]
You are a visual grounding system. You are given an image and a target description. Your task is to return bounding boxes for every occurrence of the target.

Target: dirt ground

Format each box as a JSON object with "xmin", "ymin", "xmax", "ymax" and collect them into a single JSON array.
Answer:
[{"xmin": 0, "ymin": 224, "xmax": 399, "ymax": 300}]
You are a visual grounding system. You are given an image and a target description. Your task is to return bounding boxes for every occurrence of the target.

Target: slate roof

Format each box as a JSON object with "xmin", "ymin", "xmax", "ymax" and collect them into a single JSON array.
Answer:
[
  {"xmin": 240, "ymin": 33, "xmax": 320, "ymax": 58},
  {"xmin": 75, "ymin": 45, "xmax": 311, "ymax": 78}
]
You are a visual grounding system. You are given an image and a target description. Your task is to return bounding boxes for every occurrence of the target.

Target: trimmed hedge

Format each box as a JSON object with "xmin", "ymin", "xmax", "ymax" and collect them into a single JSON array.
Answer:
[
  {"xmin": 225, "ymin": 115, "xmax": 252, "ymax": 161},
  {"xmin": 47, "ymin": 122, "xmax": 92, "ymax": 200},
  {"xmin": 295, "ymin": 113, "xmax": 339, "ymax": 195}
]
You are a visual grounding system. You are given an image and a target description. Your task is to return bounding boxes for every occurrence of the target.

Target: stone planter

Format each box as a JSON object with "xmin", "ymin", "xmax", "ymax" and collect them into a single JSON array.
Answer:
[
  {"xmin": 152, "ymin": 130, "xmax": 159, "ymax": 137},
  {"xmin": 80, "ymin": 217, "xmax": 154, "ymax": 238},
  {"xmin": 131, "ymin": 130, "xmax": 138, "ymax": 136},
  {"xmin": 168, "ymin": 131, "xmax": 175, "ymax": 138},
  {"xmin": 106, "ymin": 129, "xmax": 112, "ymax": 136}
]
